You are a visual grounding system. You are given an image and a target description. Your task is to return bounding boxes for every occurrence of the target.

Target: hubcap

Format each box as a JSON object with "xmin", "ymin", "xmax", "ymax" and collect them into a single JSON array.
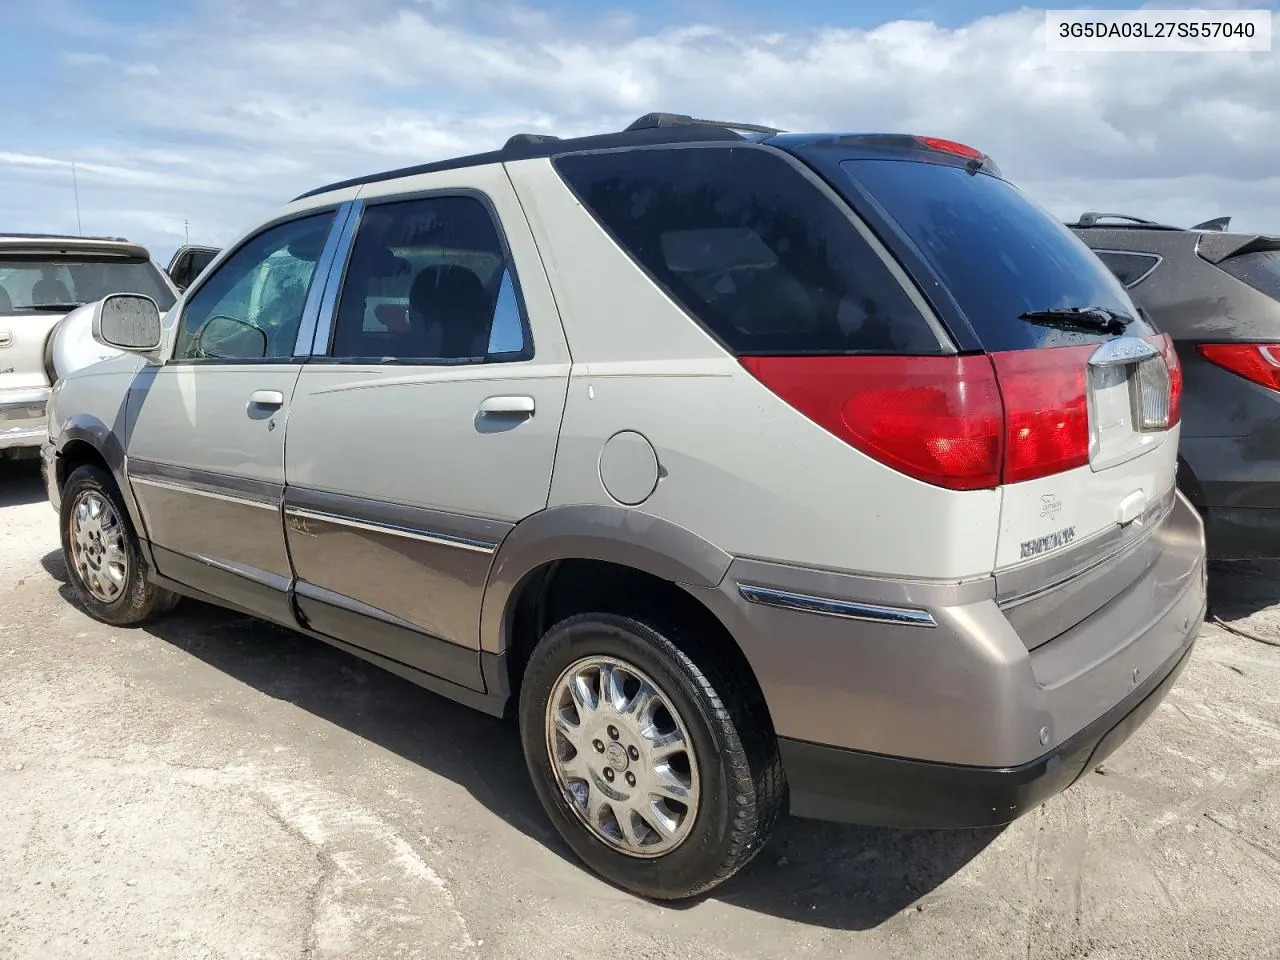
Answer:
[
  {"xmin": 69, "ymin": 490, "xmax": 128, "ymax": 604},
  {"xmin": 545, "ymin": 656, "xmax": 701, "ymax": 858}
]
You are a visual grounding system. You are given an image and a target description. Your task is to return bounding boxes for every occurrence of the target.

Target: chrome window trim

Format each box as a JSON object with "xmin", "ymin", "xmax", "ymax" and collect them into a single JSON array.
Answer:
[
  {"xmin": 305, "ymin": 198, "xmax": 365, "ymax": 356},
  {"xmin": 130, "ymin": 475, "xmax": 279, "ymax": 511},
  {"xmin": 736, "ymin": 583, "xmax": 937, "ymax": 628},
  {"xmin": 285, "ymin": 506, "xmax": 497, "ymax": 554},
  {"xmin": 293, "ymin": 200, "xmax": 360, "ymax": 357}
]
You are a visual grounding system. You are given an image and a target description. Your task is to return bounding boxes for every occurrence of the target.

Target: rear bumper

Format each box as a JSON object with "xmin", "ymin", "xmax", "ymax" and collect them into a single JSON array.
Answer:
[
  {"xmin": 0, "ymin": 387, "xmax": 50, "ymax": 452},
  {"xmin": 690, "ymin": 491, "xmax": 1207, "ymax": 828},
  {"xmin": 1180, "ymin": 436, "xmax": 1280, "ymax": 559},
  {"xmin": 779, "ymin": 622, "xmax": 1198, "ymax": 828}
]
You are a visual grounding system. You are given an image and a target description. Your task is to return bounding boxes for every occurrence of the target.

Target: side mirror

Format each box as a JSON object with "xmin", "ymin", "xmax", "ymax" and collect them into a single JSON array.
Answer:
[
  {"xmin": 194, "ymin": 315, "xmax": 267, "ymax": 360},
  {"xmin": 92, "ymin": 294, "xmax": 163, "ymax": 352}
]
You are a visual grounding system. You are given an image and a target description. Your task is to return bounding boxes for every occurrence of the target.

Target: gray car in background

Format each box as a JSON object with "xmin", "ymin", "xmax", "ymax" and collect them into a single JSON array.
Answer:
[{"xmin": 1070, "ymin": 213, "xmax": 1280, "ymax": 559}]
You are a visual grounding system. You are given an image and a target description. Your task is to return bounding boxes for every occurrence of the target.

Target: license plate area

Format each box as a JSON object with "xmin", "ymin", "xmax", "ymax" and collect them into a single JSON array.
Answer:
[{"xmin": 1088, "ymin": 338, "xmax": 1170, "ymax": 472}]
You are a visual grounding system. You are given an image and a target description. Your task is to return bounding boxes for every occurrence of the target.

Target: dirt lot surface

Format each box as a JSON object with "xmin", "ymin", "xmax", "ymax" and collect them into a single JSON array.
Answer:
[{"xmin": 1, "ymin": 460, "xmax": 1278, "ymax": 960}]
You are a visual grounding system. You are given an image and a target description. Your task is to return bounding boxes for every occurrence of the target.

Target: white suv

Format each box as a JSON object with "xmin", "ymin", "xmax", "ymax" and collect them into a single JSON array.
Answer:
[
  {"xmin": 0, "ymin": 233, "xmax": 177, "ymax": 458},
  {"xmin": 42, "ymin": 114, "xmax": 1207, "ymax": 899}
]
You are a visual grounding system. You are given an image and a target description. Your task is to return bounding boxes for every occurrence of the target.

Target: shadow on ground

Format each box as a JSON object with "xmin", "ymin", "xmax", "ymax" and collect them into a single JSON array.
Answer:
[
  {"xmin": 40, "ymin": 547, "xmax": 997, "ymax": 930},
  {"xmin": 1207, "ymin": 559, "xmax": 1280, "ymax": 625},
  {"xmin": 0, "ymin": 460, "xmax": 45, "ymax": 508}
]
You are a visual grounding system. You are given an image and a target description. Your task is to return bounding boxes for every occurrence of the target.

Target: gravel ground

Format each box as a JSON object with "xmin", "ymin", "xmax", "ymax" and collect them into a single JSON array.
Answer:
[{"xmin": 1, "ymin": 459, "xmax": 1278, "ymax": 960}]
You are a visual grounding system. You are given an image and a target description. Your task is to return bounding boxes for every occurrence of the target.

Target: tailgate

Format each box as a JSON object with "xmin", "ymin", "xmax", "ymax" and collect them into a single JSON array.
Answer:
[
  {"xmin": 995, "ymin": 337, "xmax": 1182, "ymax": 649},
  {"xmin": 820, "ymin": 152, "xmax": 1184, "ymax": 649},
  {"xmin": 0, "ymin": 312, "xmax": 57, "ymax": 394}
]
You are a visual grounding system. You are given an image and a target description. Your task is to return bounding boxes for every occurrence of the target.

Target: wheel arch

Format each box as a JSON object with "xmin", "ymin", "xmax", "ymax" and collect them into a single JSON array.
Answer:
[
  {"xmin": 481, "ymin": 507, "xmax": 774, "ymax": 731},
  {"xmin": 54, "ymin": 415, "xmax": 149, "ymax": 544},
  {"xmin": 480, "ymin": 505, "xmax": 734, "ymax": 657}
]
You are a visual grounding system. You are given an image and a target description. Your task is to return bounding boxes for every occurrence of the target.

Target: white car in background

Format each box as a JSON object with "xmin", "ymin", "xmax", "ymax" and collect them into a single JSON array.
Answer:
[{"xmin": 0, "ymin": 233, "xmax": 179, "ymax": 458}]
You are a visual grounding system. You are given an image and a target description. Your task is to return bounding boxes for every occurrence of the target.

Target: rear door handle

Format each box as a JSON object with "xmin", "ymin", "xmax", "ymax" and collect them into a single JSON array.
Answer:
[
  {"xmin": 479, "ymin": 395, "xmax": 535, "ymax": 416},
  {"xmin": 249, "ymin": 390, "xmax": 285, "ymax": 409}
]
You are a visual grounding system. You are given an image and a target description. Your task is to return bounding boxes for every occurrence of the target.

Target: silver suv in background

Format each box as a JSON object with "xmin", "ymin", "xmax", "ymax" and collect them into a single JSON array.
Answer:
[
  {"xmin": 0, "ymin": 233, "xmax": 177, "ymax": 458},
  {"xmin": 43, "ymin": 114, "xmax": 1207, "ymax": 899}
]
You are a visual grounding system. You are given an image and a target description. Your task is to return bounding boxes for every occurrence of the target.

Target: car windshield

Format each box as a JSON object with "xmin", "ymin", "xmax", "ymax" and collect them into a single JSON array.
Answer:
[
  {"xmin": 838, "ymin": 159, "xmax": 1154, "ymax": 350},
  {"xmin": 0, "ymin": 256, "xmax": 176, "ymax": 314}
]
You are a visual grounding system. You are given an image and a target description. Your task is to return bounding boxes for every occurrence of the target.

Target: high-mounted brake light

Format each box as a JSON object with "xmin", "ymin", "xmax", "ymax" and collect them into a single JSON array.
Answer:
[
  {"xmin": 915, "ymin": 136, "xmax": 985, "ymax": 161},
  {"xmin": 1197, "ymin": 342, "xmax": 1280, "ymax": 393}
]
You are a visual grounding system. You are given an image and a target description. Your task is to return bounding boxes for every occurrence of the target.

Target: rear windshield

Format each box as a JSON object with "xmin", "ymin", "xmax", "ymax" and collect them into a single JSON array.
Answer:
[
  {"xmin": 0, "ymin": 257, "xmax": 175, "ymax": 314},
  {"xmin": 554, "ymin": 146, "xmax": 945, "ymax": 356},
  {"xmin": 839, "ymin": 159, "xmax": 1154, "ymax": 350},
  {"xmin": 1218, "ymin": 249, "xmax": 1280, "ymax": 301}
]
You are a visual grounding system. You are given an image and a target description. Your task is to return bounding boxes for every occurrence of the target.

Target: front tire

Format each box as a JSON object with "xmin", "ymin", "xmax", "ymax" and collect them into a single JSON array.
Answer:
[
  {"xmin": 60, "ymin": 464, "xmax": 177, "ymax": 626},
  {"xmin": 519, "ymin": 612, "xmax": 785, "ymax": 900}
]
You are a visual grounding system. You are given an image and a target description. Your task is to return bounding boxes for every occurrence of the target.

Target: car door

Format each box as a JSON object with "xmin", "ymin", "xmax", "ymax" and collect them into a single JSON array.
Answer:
[
  {"xmin": 125, "ymin": 205, "xmax": 350, "ymax": 625},
  {"xmin": 282, "ymin": 168, "xmax": 570, "ymax": 691}
]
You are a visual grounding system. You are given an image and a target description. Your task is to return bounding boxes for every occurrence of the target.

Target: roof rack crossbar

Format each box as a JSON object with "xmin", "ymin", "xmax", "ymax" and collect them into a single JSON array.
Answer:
[{"xmin": 623, "ymin": 112, "xmax": 783, "ymax": 135}]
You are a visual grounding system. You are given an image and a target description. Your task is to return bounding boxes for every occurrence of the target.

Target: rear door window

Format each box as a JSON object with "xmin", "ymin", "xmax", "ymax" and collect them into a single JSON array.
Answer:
[
  {"xmin": 838, "ymin": 159, "xmax": 1155, "ymax": 350},
  {"xmin": 553, "ymin": 146, "xmax": 945, "ymax": 356},
  {"xmin": 326, "ymin": 195, "xmax": 531, "ymax": 363},
  {"xmin": 1218, "ymin": 249, "xmax": 1280, "ymax": 301}
]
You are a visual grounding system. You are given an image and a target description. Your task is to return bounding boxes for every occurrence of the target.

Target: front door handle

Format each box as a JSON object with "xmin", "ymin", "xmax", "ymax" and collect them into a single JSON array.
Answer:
[
  {"xmin": 479, "ymin": 395, "xmax": 535, "ymax": 416},
  {"xmin": 249, "ymin": 390, "xmax": 285, "ymax": 409}
]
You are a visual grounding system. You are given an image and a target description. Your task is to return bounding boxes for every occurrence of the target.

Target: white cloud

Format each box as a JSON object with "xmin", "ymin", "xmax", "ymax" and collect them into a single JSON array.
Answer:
[{"xmin": 3, "ymin": 1, "xmax": 1277, "ymax": 261}]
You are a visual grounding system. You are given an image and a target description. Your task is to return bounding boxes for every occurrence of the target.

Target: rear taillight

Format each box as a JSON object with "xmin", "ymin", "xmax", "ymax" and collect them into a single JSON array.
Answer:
[
  {"xmin": 1196, "ymin": 342, "xmax": 1280, "ymax": 393},
  {"xmin": 989, "ymin": 346, "xmax": 1093, "ymax": 484},
  {"xmin": 743, "ymin": 339, "xmax": 1180, "ymax": 490},
  {"xmin": 739, "ymin": 355, "xmax": 1003, "ymax": 490},
  {"xmin": 1148, "ymin": 333, "xmax": 1182, "ymax": 427}
]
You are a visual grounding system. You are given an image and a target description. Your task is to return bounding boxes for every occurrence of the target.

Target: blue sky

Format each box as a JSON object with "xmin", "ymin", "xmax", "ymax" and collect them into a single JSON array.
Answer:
[{"xmin": 2, "ymin": 0, "xmax": 1278, "ymax": 261}]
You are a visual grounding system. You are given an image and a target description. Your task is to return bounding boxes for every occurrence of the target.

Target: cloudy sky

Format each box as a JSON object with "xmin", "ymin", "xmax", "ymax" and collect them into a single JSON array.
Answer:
[{"xmin": 2, "ymin": 0, "xmax": 1277, "ymax": 262}]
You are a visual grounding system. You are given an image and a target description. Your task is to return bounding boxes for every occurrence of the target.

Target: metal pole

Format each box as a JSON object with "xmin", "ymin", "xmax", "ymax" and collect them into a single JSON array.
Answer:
[
  {"xmin": 185, "ymin": 218, "xmax": 190, "ymax": 245},
  {"xmin": 71, "ymin": 161, "xmax": 83, "ymax": 235}
]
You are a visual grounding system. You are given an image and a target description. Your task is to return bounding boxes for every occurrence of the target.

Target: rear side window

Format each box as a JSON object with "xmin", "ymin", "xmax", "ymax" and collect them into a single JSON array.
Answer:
[
  {"xmin": 1095, "ymin": 251, "xmax": 1161, "ymax": 288},
  {"xmin": 838, "ymin": 159, "xmax": 1154, "ymax": 350},
  {"xmin": 553, "ymin": 147, "xmax": 943, "ymax": 356},
  {"xmin": 1218, "ymin": 250, "xmax": 1280, "ymax": 301}
]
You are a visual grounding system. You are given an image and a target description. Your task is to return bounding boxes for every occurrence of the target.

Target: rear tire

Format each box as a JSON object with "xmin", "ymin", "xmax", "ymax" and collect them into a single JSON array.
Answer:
[
  {"xmin": 60, "ymin": 464, "xmax": 178, "ymax": 626},
  {"xmin": 519, "ymin": 612, "xmax": 785, "ymax": 900}
]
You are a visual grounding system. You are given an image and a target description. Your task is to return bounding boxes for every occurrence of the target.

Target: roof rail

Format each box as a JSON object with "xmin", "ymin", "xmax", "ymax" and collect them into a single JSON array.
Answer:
[
  {"xmin": 1073, "ymin": 212, "xmax": 1163, "ymax": 228},
  {"xmin": 624, "ymin": 112, "xmax": 784, "ymax": 135},
  {"xmin": 1069, "ymin": 212, "xmax": 1184, "ymax": 231},
  {"xmin": 1191, "ymin": 216, "xmax": 1231, "ymax": 232},
  {"xmin": 0, "ymin": 232, "xmax": 131, "ymax": 242}
]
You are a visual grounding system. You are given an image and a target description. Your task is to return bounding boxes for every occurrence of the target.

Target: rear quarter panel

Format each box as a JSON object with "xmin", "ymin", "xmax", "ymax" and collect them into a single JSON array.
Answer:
[{"xmin": 506, "ymin": 157, "xmax": 1002, "ymax": 580}]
